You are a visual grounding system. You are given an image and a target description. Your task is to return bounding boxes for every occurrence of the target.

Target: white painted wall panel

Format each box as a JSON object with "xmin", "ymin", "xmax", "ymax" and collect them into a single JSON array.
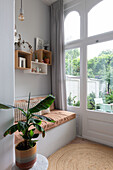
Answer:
[
  {"xmin": 15, "ymin": 0, "xmax": 51, "ymax": 99},
  {"xmin": 0, "ymin": 0, "xmax": 14, "ymax": 169},
  {"xmin": 83, "ymin": 111, "xmax": 113, "ymax": 146},
  {"xmin": 87, "ymin": 131, "xmax": 113, "ymax": 146},
  {"xmin": 88, "ymin": 119, "xmax": 113, "ymax": 136},
  {"xmin": 37, "ymin": 119, "xmax": 76, "ymax": 157}
]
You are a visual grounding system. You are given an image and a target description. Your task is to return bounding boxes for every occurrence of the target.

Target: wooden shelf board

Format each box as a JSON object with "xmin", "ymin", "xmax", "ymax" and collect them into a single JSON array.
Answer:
[
  {"xmin": 17, "ymin": 50, "xmax": 31, "ymax": 55},
  {"xmin": 16, "ymin": 67, "xmax": 31, "ymax": 70},
  {"xmin": 24, "ymin": 71, "xmax": 47, "ymax": 75},
  {"xmin": 31, "ymin": 61, "xmax": 47, "ymax": 66},
  {"xmin": 35, "ymin": 49, "xmax": 51, "ymax": 53},
  {"xmin": 30, "ymin": 72, "xmax": 47, "ymax": 75},
  {"xmin": 43, "ymin": 49, "xmax": 51, "ymax": 53}
]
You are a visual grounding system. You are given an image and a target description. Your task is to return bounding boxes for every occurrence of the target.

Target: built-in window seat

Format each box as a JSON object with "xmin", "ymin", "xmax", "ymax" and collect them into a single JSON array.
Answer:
[{"xmin": 14, "ymin": 97, "xmax": 76, "ymax": 157}]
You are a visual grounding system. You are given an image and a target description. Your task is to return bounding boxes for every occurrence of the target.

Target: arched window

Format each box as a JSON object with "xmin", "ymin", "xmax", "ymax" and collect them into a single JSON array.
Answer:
[
  {"xmin": 64, "ymin": 11, "xmax": 80, "ymax": 43},
  {"xmin": 88, "ymin": 0, "xmax": 113, "ymax": 36},
  {"xmin": 64, "ymin": 11, "xmax": 80, "ymax": 107}
]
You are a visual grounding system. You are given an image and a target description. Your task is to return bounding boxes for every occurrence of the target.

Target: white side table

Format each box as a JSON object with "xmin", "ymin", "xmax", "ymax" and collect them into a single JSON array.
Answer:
[{"xmin": 12, "ymin": 154, "xmax": 48, "ymax": 170}]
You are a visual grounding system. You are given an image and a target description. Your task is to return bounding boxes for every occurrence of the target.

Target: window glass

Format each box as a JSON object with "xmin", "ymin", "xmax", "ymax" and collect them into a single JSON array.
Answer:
[
  {"xmin": 87, "ymin": 40, "xmax": 113, "ymax": 113},
  {"xmin": 64, "ymin": 11, "xmax": 80, "ymax": 43},
  {"xmin": 65, "ymin": 48, "xmax": 80, "ymax": 107},
  {"xmin": 88, "ymin": 0, "xmax": 113, "ymax": 36}
]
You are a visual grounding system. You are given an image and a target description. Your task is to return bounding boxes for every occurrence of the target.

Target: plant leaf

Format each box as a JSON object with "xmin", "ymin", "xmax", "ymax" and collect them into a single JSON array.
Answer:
[
  {"xmin": 27, "ymin": 92, "xmax": 31, "ymax": 111},
  {"xmin": 42, "ymin": 131, "xmax": 45, "ymax": 138},
  {"xmin": 34, "ymin": 124, "xmax": 44, "ymax": 132},
  {"xmin": 30, "ymin": 128, "xmax": 36, "ymax": 132},
  {"xmin": 34, "ymin": 124, "xmax": 45, "ymax": 138},
  {"xmin": 32, "ymin": 114, "xmax": 55, "ymax": 123},
  {"xmin": 29, "ymin": 130, "xmax": 34, "ymax": 137},
  {"xmin": 32, "ymin": 133, "xmax": 39, "ymax": 138},
  {"xmin": 4, "ymin": 124, "xmax": 18, "ymax": 137},
  {"xmin": 28, "ymin": 118, "xmax": 41, "ymax": 125},
  {"xmin": 29, "ymin": 95, "xmax": 55, "ymax": 114},
  {"xmin": 29, "ymin": 140, "xmax": 35, "ymax": 147},
  {"xmin": 32, "ymin": 140, "xmax": 38, "ymax": 143},
  {"xmin": 0, "ymin": 104, "xmax": 16, "ymax": 109},
  {"xmin": 0, "ymin": 104, "xmax": 27, "ymax": 118},
  {"xmin": 17, "ymin": 121, "xmax": 28, "ymax": 132},
  {"xmin": 20, "ymin": 134, "xmax": 29, "ymax": 140},
  {"xmin": 17, "ymin": 107, "xmax": 27, "ymax": 117}
]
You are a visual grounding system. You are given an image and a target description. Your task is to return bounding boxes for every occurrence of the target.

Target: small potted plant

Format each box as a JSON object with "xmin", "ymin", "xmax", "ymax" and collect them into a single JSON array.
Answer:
[
  {"xmin": 0, "ymin": 94, "xmax": 55, "ymax": 169},
  {"xmin": 44, "ymin": 56, "xmax": 50, "ymax": 64}
]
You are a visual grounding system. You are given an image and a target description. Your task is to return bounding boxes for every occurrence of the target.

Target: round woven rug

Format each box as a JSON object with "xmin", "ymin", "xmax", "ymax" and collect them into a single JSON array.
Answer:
[{"xmin": 48, "ymin": 143, "xmax": 113, "ymax": 170}]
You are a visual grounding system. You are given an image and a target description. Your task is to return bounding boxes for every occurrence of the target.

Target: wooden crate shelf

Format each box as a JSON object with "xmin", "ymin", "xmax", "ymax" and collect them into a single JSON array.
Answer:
[
  {"xmin": 35, "ymin": 49, "xmax": 52, "ymax": 65},
  {"xmin": 15, "ymin": 50, "xmax": 32, "ymax": 70}
]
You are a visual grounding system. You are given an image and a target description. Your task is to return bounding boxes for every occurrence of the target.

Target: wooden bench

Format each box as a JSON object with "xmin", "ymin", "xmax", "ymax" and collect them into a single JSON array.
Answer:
[{"xmin": 14, "ymin": 96, "xmax": 76, "ymax": 157}]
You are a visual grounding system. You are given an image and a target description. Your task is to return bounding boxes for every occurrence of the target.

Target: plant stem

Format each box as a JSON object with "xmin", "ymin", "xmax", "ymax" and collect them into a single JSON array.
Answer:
[{"xmin": 24, "ymin": 128, "xmax": 28, "ymax": 148}]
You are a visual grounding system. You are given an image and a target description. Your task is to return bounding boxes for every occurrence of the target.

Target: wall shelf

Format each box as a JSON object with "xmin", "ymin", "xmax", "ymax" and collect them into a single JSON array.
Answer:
[
  {"xmin": 15, "ymin": 50, "xmax": 49, "ymax": 75},
  {"xmin": 24, "ymin": 61, "xmax": 47, "ymax": 75},
  {"xmin": 35, "ymin": 49, "xmax": 52, "ymax": 65},
  {"xmin": 15, "ymin": 50, "xmax": 32, "ymax": 70},
  {"xmin": 16, "ymin": 67, "xmax": 30, "ymax": 70}
]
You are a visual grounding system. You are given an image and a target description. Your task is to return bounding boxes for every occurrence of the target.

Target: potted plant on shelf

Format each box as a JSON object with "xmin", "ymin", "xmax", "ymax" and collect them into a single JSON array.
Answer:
[
  {"xmin": 0, "ymin": 94, "xmax": 55, "ymax": 169},
  {"xmin": 44, "ymin": 56, "xmax": 50, "ymax": 64}
]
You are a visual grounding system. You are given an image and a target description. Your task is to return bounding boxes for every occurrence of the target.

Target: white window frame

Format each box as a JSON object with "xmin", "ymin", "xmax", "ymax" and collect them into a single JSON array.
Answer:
[{"xmin": 64, "ymin": 0, "xmax": 113, "ymax": 136}]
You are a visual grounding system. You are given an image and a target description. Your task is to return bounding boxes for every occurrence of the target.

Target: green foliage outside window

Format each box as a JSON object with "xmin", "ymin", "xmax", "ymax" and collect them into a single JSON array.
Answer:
[
  {"xmin": 65, "ymin": 49, "xmax": 113, "ymax": 93},
  {"xmin": 87, "ymin": 92, "xmax": 96, "ymax": 110},
  {"xmin": 66, "ymin": 49, "xmax": 113, "ymax": 109},
  {"xmin": 104, "ymin": 91, "xmax": 113, "ymax": 104},
  {"xmin": 65, "ymin": 49, "xmax": 80, "ymax": 76},
  {"xmin": 67, "ymin": 92, "xmax": 80, "ymax": 107}
]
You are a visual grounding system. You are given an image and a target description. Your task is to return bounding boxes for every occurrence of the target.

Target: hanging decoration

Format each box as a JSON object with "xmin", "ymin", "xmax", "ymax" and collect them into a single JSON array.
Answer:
[{"xmin": 18, "ymin": 0, "xmax": 24, "ymax": 21}]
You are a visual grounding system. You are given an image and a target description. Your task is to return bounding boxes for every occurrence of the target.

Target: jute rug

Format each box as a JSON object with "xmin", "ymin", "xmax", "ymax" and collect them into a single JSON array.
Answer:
[{"xmin": 48, "ymin": 142, "xmax": 113, "ymax": 170}]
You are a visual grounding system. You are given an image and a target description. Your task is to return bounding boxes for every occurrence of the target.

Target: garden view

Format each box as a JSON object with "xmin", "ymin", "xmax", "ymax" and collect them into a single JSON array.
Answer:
[{"xmin": 65, "ymin": 47, "xmax": 113, "ymax": 112}]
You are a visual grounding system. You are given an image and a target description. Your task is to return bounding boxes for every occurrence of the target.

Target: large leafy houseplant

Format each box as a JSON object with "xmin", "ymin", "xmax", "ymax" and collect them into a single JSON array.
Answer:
[
  {"xmin": 0, "ymin": 94, "xmax": 55, "ymax": 169},
  {"xmin": 0, "ymin": 94, "xmax": 55, "ymax": 148}
]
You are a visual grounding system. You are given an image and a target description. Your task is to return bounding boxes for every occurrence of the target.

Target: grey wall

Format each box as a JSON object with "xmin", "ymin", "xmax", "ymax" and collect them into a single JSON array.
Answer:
[
  {"xmin": 15, "ymin": 0, "xmax": 51, "ymax": 99},
  {"xmin": 0, "ymin": 0, "xmax": 15, "ymax": 169}
]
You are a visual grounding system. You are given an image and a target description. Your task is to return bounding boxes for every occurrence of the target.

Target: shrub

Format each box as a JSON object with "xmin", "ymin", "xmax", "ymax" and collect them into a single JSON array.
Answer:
[
  {"xmin": 87, "ymin": 92, "xmax": 96, "ymax": 110},
  {"xmin": 67, "ymin": 93, "xmax": 80, "ymax": 106},
  {"xmin": 104, "ymin": 91, "xmax": 113, "ymax": 104},
  {"xmin": 67, "ymin": 92, "xmax": 73, "ymax": 105},
  {"xmin": 74, "ymin": 100, "xmax": 80, "ymax": 107}
]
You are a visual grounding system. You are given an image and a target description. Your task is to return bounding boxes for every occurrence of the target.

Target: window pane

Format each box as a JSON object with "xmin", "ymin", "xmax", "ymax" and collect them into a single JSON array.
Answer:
[
  {"xmin": 88, "ymin": 0, "xmax": 113, "ymax": 36},
  {"xmin": 87, "ymin": 40, "xmax": 113, "ymax": 113},
  {"xmin": 65, "ymin": 48, "xmax": 80, "ymax": 107},
  {"xmin": 64, "ymin": 11, "xmax": 80, "ymax": 43}
]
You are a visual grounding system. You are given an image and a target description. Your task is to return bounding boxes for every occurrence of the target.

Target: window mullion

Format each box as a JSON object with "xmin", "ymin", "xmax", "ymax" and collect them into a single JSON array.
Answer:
[
  {"xmin": 80, "ymin": 1, "xmax": 87, "ymax": 111},
  {"xmin": 65, "ymin": 39, "xmax": 82, "ymax": 50},
  {"xmin": 86, "ymin": 31, "xmax": 113, "ymax": 46}
]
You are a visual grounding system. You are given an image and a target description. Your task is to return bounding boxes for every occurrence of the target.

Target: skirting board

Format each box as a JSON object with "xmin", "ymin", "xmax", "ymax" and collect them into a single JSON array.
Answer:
[
  {"xmin": 82, "ymin": 135, "xmax": 113, "ymax": 147},
  {"xmin": 37, "ymin": 118, "xmax": 76, "ymax": 157}
]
